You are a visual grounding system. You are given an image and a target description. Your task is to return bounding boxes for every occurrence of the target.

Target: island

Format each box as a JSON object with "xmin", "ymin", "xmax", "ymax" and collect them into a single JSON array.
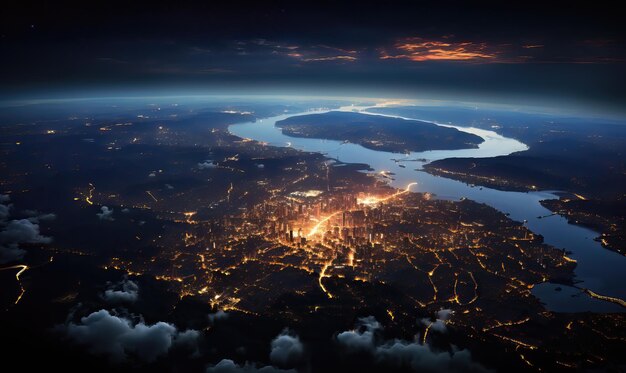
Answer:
[
  {"xmin": 371, "ymin": 106, "xmax": 626, "ymax": 257},
  {"xmin": 275, "ymin": 111, "xmax": 483, "ymax": 153}
]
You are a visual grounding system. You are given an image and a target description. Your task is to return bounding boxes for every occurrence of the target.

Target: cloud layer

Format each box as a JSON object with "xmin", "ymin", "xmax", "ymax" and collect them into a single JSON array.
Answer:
[
  {"xmin": 269, "ymin": 330, "xmax": 304, "ymax": 367},
  {"xmin": 206, "ymin": 359, "xmax": 296, "ymax": 373},
  {"xmin": 0, "ymin": 195, "xmax": 53, "ymax": 263},
  {"xmin": 336, "ymin": 315, "xmax": 490, "ymax": 373},
  {"xmin": 63, "ymin": 309, "xmax": 200, "ymax": 362},
  {"xmin": 103, "ymin": 277, "xmax": 140, "ymax": 303},
  {"xmin": 97, "ymin": 206, "xmax": 114, "ymax": 221}
]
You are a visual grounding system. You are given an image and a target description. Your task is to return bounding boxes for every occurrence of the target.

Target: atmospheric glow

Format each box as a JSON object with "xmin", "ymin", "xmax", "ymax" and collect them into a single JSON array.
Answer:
[{"xmin": 381, "ymin": 38, "xmax": 498, "ymax": 62}]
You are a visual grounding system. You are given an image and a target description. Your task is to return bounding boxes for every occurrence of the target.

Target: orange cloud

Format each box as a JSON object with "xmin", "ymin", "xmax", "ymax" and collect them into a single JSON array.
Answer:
[{"xmin": 381, "ymin": 38, "xmax": 498, "ymax": 62}]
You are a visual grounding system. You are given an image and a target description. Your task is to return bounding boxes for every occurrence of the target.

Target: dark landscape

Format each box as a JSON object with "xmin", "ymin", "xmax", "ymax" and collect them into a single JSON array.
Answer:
[
  {"xmin": 1, "ymin": 1, "xmax": 625, "ymax": 372},
  {"xmin": 276, "ymin": 111, "xmax": 483, "ymax": 153}
]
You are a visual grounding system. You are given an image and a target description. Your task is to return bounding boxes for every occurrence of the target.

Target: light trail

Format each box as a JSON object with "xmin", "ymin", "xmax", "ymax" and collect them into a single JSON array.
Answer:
[
  {"xmin": 0, "ymin": 264, "xmax": 29, "ymax": 305},
  {"xmin": 183, "ymin": 211, "xmax": 197, "ymax": 224},
  {"xmin": 307, "ymin": 210, "xmax": 342, "ymax": 237},
  {"xmin": 519, "ymin": 353, "xmax": 535, "ymax": 368},
  {"xmin": 453, "ymin": 271, "xmax": 479, "ymax": 305},
  {"xmin": 422, "ymin": 322, "xmax": 432, "ymax": 344},
  {"xmin": 583, "ymin": 289, "xmax": 626, "ymax": 308},
  {"xmin": 226, "ymin": 183, "xmax": 234, "ymax": 202},
  {"xmin": 482, "ymin": 317, "xmax": 530, "ymax": 332},
  {"xmin": 466, "ymin": 272, "xmax": 479, "ymax": 304},
  {"xmin": 453, "ymin": 277, "xmax": 460, "ymax": 304},
  {"xmin": 85, "ymin": 183, "xmax": 95, "ymax": 205},
  {"xmin": 309, "ymin": 182, "xmax": 417, "ymax": 238},
  {"xmin": 145, "ymin": 190, "xmax": 158, "ymax": 202},
  {"xmin": 491, "ymin": 333, "xmax": 538, "ymax": 350},
  {"xmin": 347, "ymin": 248, "xmax": 355, "ymax": 267},
  {"xmin": 318, "ymin": 259, "xmax": 334, "ymax": 298},
  {"xmin": 358, "ymin": 182, "xmax": 418, "ymax": 206}
]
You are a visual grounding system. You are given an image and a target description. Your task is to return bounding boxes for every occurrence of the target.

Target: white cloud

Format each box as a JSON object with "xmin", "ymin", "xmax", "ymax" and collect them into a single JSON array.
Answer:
[
  {"xmin": 63, "ymin": 309, "xmax": 200, "ymax": 362},
  {"xmin": 36, "ymin": 212, "xmax": 57, "ymax": 221},
  {"xmin": 22, "ymin": 210, "xmax": 56, "ymax": 221},
  {"xmin": 437, "ymin": 309, "xmax": 453, "ymax": 321},
  {"xmin": 0, "ymin": 219, "xmax": 52, "ymax": 244},
  {"xmin": 337, "ymin": 316, "xmax": 490, "ymax": 373},
  {"xmin": 375, "ymin": 340, "xmax": 491, "ymax": 373},
  {"xmin": 97, "ymin": 206, "xmax": 114, "ymax": 221},
  {"xmin": 0, "ymin": 204, "xmax": 12, "ymax": 221},
  {"xmin": 1, "ymin": 196, "xmax": 53, "ymax": 263},
  {"xmin": 208, "ymin": 310, "xmax": 229, "ymax": 323},
  {"xmin": 0, "ymin": 214, "xmax": 52, "ymax": 263},
  {"xmin": 420, "ymin": 309, "xmax": 454, "ymax": 333},
  {"xmin": 269, "ymin": 330, "xmax": 304, "ymax": 367},
  {"xmin": 176, "ymin": 329, "xmax": 202, "ymax": 357},
  {"xmin": 198, "ymin": 160, "xmax": 218, "ymax": 169},
  {"xmin": 336, "ymin": 316, "xmax": 380, "ymax": 351},
  {"xmin": 206, "ymin": 359, "xmax": 296, "ymax": 373},
  {"xmin": 103, "ymin": 278, "xmax": 139, "ymax": 303}
]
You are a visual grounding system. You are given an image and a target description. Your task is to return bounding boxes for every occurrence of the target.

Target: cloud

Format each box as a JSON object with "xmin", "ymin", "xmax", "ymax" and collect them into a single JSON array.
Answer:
[
  {"xmin": 269, "ymin": 330, "xmax": 304, "ymax": 367},
  {"xmin": 437, "ymin": 309, "xmax": 453, "ymax": 321},
  {"xmin": 205, "ymin": 328, "xmax": 303, "ymax": 372},
  {"xmin": 375, "ymin": 340, "xmax": 491, "ymax": 373},
  {"xmin": 420, "ymin": 309, "xmax": 453, "ymax": 333},
  {"xmin": 337, "ymin": 316, "xmax": 490, "ymax": 373},
  {"xmin": 62, "ymin": 309, "xmax": 200, "ymax": 362},
  {"xmin": 0, "ymin": 198, "xmax": 11, "ymax": 221},
  {"xmin": 103, "ymin": 277, "xmax": 139, "ymax": 303},
  {"xmin": 0, "ymin": 205, "xmax": 10, "ymax": 221},
  {"xmin": 206, "ymin": 359, "xmax": 296, "ymax": 373},
  {"xmin": 174, "ymin": 329, "xmax": 202, "ymax": 357},
  {"xmin": 422, "ymin": 318, "xmax": 447, "ymax": 333},
  {"xmin": 0, "ymin": 197, "xmax": 53, "ymax": 263},
  {"xmin": 0, "ymin": 218, "xmax": 52, "ymax": 263},
  {"xmin": 380, "ymin": 38, "xmax": 499, "ymax": 62},
  {"xmin": 198, "ymin": 160, "xmax": 218, "ymax": 169},
  {"xmin": 0, "ymin": 219, "xmax": 52, "ymax": 244},
  {"xmin": 22, "ymin": 210, "xmax": 57, "ymax": 221},
  {"xmin": 35, "ymin": 212, "xmax": 57, "ymax": 221},
  {"xmin": 336, "ymin": 316, "xmax": 381, "ymax": 351},
  {"xmin": 97, "ymin": 206, "xmax": 114, "ymax": 221},
  {"xmin": 236, "ymin": 39, "xmax": 359, "ymax": 64},
  {"xmin": 208, "ymin": 310, "xmax": 229, "ymax": 323}
]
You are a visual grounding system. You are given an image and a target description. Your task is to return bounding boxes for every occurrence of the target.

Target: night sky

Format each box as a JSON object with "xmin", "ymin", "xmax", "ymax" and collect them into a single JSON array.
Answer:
[{"xmin": 2, "ymin": 1, "xmax": 625, "ymax": 110}]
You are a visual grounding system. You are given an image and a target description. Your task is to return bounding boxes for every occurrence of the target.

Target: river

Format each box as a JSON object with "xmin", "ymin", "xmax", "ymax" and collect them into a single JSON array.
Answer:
[{"xmin": 228, "ymin": 103, "xmax": 625, "ymax": 313}]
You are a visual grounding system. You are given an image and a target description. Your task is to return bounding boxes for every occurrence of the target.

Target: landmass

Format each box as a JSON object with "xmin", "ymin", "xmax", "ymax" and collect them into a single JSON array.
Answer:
[
  {"xmin": 540, "ymin": 197, "xmax": 626, "ymax": 255},
  {"xmin": 374, "ymin": 106, "xmax": 626, "ymax": 256},
  {"xmin": 1, "ymin": 99, "xmax": 624, "ymax": 372},
  {"xmin": 275, "ymin": 111, "xmax": 483, "ymax": 153}
]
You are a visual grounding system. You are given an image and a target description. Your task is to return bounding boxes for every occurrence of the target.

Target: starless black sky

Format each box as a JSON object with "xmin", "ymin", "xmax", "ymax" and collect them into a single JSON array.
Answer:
[{"xmin": 1, "ymin": 0, "xmax": 625, "ymax": 109}]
